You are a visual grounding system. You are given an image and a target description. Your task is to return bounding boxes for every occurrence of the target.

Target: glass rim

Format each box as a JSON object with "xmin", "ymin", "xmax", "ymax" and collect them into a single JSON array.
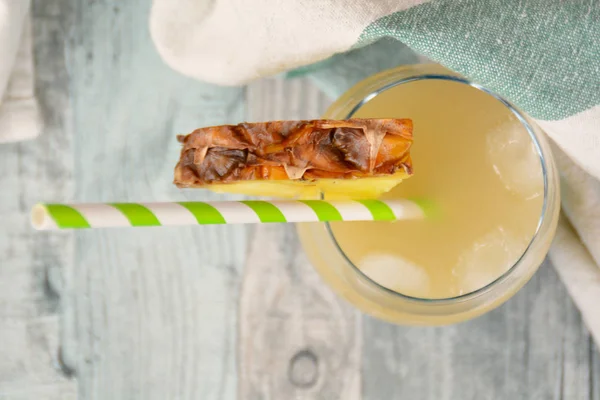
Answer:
[{"xmin": 325, "ymin": 73, "xmax": 550, "ymax": 305}]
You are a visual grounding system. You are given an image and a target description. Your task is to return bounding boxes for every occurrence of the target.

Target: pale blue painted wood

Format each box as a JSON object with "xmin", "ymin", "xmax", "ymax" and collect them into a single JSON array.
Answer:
[
  {"xmin": 10, "ymin": 0, "xmax": 597, "ymax": 399},
  {"xmin": 63, "ymin": 0, "xmax": 246, "ymax": 398},
  {"xmin": 239, "ymin": 79, "xmax": 363, "ymax": 400},
  {"xmin": 0, "ymin": 0, "xmax": 76, "ymax": 398}
]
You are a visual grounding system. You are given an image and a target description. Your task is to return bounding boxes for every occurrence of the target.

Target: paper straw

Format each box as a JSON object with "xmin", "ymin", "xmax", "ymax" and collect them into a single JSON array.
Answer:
[{"xmin": 31, "ymin": 199, "xmax": 435, "ymax": 231}]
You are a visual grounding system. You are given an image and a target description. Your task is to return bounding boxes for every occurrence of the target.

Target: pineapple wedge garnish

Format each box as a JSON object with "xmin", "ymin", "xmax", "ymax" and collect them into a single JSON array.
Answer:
[{"xmin": 174, "ymin": 119, "xmax": 413, "ymax": 199}]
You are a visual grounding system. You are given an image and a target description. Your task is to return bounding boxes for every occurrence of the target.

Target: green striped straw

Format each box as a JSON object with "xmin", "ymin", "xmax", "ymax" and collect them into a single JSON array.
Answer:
[{"xmin": 31, "ymin": 199, "xmax": 432, "ymax": 230}]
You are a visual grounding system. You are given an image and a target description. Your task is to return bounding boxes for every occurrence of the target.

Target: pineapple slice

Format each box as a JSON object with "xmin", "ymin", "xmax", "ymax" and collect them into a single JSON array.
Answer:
[
  {"xmin": 207, "ymin": 172, "xmax": 409, "ymax": 199},
  {"xmin": 174, "ymin": 119, "xmax": 413, "ymax": 199}
]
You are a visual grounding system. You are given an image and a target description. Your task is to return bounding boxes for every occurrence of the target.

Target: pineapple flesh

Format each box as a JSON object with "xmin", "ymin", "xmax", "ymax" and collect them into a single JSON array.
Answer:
[{"xmin": 174, "ymin": 119, "xmax": 413, "ymax": 199}]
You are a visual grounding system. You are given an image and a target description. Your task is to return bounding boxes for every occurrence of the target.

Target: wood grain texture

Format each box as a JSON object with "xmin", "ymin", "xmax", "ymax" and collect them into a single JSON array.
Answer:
[
  {"xmin": 62, "ymin": 0, "xmax": 247, "ymax": 398},
  {"xmin": 239, "ymin": 224, "xmax": 361, "ymax": 400},
  {"xmin": 239, "ymin": 76, "xmax": 361, "ymax": 400},
  {"xmin": 594, "ymin": 345, "xmax": 600, "ymax": 400},
  {"xmin": 0, "ymin": 0, "xmax": 76, "ymax": 398},
  {"xmin": 363, "ymin": 261, "xmax": 600, "ymax": 400},
  {"xmin": 22, "ymin": 1, "xmax": 598, "ymax": 399}
]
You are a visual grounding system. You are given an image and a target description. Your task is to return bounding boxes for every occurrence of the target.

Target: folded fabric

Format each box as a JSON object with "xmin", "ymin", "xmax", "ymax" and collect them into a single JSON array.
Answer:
[
  {"xmin": 150, "ymin": 0, "xmax": 600, "ymax": 344},
  {"xmin": 0, "ymin": 0, "xmax": 41, "ymax": 143}
]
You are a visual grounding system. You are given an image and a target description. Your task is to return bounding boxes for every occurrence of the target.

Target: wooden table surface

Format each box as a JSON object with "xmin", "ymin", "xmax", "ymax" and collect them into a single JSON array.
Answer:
[{"xmin": 1, "ymin": 1, "xmax": 599, "ymax": 399}]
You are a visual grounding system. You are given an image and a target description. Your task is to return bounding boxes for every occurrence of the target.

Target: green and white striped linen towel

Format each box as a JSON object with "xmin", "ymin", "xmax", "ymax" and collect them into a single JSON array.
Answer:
[{"xmin": 150, "ymin": 0, "xmax": 600, "ymax": 344}]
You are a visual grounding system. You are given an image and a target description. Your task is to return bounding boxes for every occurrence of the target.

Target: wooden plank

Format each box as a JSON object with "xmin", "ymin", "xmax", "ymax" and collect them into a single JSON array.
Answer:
[
  {"xmin": 0, "ymin": 0, "xmax": 77, "ymax": 398},
  {"xmin": 63, "ymin": 0, "xmax": 247, "ymax": 398},
  {"xmin": 363, "ymin": 260, "xmax": 598, "ymax": 400},
  {"xmin": 594, "ymin": 341, "xmax": 600, "ymax": 400},
  {"xmin": 51, "ymin": 1, "xmax": 600, "ymax": 398},
  {"xmin": 239, "ymin": 78, "xmax": 362, "ymax": 399},
  {"xmin": 239, "ymin": 224, "xmax": 361, "ymax": 400}
]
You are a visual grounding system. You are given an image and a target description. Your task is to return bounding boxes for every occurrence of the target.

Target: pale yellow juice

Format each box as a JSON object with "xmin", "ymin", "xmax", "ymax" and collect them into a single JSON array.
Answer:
[
  {"xmin": 298, "ymin": 65, "xmax": 558, "ymax": 323},
  {"xmin": 329, "ymin": 79, "xmax": 543, "ymax": 299}
]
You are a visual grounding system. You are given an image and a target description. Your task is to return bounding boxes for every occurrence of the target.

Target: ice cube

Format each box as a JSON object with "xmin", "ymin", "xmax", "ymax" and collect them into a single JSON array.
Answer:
[
  {"xmin": 358, "ymin": 253, "xmax": 430, "ymax": 297},
  {"xmin": 487, "ymin": 121, "xmax": 544, "ymax": 200},
  {"xmin": 454, "ymin": 227, "xmax": 529, "ymax": 295}
]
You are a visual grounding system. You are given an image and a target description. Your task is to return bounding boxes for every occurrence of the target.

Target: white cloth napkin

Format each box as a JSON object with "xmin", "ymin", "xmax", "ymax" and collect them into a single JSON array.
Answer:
[
  {"xmin": 0, "ymin": 0, "xmax": 41, "ymax": 143},
  {"xmin": 149, "ymin": 0, "xmax": 600, "ymax": 345},
  {"xmin": 549, "ymin": 145, "xmax": 600, "ymax": 344}
]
